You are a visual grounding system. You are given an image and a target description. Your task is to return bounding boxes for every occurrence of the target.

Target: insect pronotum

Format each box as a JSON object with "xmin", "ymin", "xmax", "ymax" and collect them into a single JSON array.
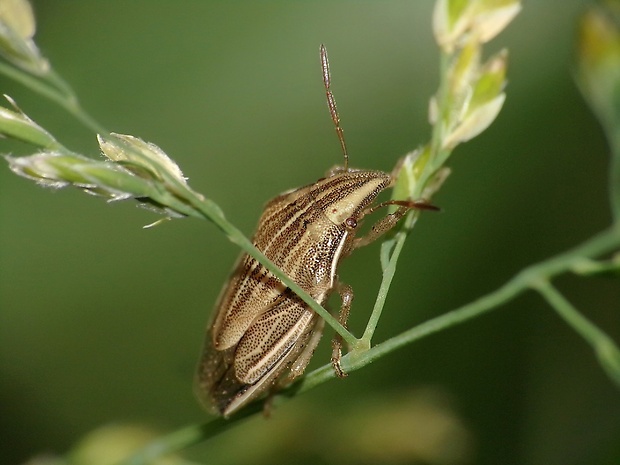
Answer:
[{"xmin": 195, "ymin": 45, "xmax": 436, "ymax": 417}]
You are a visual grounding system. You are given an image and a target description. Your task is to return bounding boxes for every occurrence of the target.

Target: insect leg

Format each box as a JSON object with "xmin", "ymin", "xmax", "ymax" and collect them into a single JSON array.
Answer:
[
  {"xmin": 353, "ymin": 200, "xmax": 438, "ymax": 249},
  {"xmin": 331, "ymin": 282, "xmax": 354, "ymax": 378}
]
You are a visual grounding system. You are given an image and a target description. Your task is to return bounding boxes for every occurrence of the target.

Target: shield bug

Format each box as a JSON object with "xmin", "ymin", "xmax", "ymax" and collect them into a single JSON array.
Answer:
[{"xmin": 195, "ymin": 45, "xmax": 436, "ymax": 417}]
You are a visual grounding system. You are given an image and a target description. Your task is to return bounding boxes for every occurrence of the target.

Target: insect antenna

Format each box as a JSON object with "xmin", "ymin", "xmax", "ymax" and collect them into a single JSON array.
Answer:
[{"xmin": 320, "ymin": 44, "xmax": 349, "ymax": 171}]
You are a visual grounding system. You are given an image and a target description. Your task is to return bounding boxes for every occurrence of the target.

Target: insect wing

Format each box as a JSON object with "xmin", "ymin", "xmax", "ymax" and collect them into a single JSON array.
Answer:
[
  {"xmin": 211, "ymin": 252, "xmax": 285, "ymax": 351},
  {"xmin": 234, "ymin": 292, "xmax": 316, "ymax": 384},
  {"xmin": 196, "ymin": 292, "xmax": 319, "ymax": 416}
]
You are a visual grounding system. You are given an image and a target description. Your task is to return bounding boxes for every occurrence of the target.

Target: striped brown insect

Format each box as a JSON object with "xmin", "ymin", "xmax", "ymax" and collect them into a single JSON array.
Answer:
[{"xmin": 195, "ymin": 45, "xmax": 436, "ymax": 417}]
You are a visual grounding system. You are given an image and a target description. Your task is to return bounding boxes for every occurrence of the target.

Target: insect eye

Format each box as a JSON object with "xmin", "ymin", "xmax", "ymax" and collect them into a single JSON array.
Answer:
[{"xmin": 344, "ymin": 217, "xmax": 357, "ymax": 229}]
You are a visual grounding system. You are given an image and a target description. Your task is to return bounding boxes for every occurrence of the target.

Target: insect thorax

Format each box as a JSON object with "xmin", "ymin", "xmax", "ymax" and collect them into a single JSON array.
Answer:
[{"xmin": 256, "ymin": 168, "xmax": 391, "ymax": 278}]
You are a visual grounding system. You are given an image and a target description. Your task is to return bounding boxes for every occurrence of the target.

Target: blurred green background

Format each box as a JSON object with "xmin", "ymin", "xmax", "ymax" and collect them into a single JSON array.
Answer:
[{"xmin": 1, "ymin": 1, "xmax": 619, "ymax": 464}]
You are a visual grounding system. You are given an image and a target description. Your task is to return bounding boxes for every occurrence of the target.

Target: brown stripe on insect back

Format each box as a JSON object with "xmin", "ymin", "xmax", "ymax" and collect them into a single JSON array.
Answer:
[
  {"xmin": 256, "ymin": 196, "xmax": 343, "ymax": 294},
  {"xmin": 251, "ymin": 172, "xmax": 391, "ymax": 289},
  {"xmin": 257, "ymin": 171, "xmax": 389, "ymax": 262},
  {"xmin": 256, "ymin": 190, "xmax": 323, "ymax": 263},
  {"xmin": 311, "ymin": 171, "xmax": 390, "ymax": 216}
]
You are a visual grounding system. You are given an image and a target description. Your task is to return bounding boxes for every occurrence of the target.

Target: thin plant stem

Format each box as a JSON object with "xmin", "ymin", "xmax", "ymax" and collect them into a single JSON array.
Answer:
[
  {"xmin": 104, "ymin": 156, "xmax": 357, "ymax": 346},
  {"xmin": 122, "ymin": 414, "xmax": 258, "ymax": 465},
  {"xmin": 358, "ymin": 232, "xmax": 406, "ymax": 348},
  {"xmin": 116, "ymin": 226, "xmax": 620, "ymax": 465},
  {"xmin": 294, "ymin": 225, "xmax": 620, "ymax": 383},
  {"xmin": 0, "ymin": 62, "xmax": 109, "ymax": 135},
  {"xmin": 184, "ymin": 194, "xmax": 357, "ymax": 346},
  {"xmin": 46, "ymin": 68, "xmax": 79, "ymax": 102},
  {"xmin": 534, "ymin": 280, "xmax": 620, "ymax": 386},
  {"xmin": 360, "ymin": 224, "xmax": 411, "ymax": 347},
  {"xmin": 0, "ymin": 61, "xmax": 67, "ymax": 107}
]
